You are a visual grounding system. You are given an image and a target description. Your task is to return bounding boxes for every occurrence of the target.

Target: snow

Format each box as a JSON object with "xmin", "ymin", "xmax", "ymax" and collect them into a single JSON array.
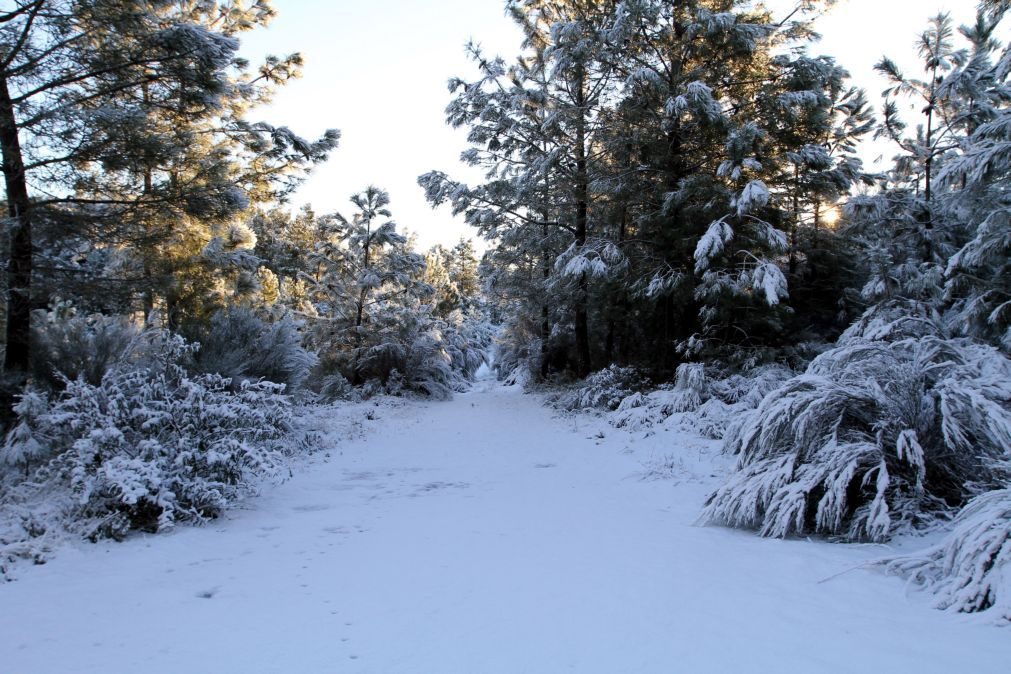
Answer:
[{"xmin": 2, "ymin": 380, "xmax": 1009, "ymax": 673}]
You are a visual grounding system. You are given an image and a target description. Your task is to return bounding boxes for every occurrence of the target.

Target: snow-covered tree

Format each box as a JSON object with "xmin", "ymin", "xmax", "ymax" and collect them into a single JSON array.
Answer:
[
  {"xmin": 303, "ymin": 187, "xmax": 429, "ymax": 386},
  {"xmin": 703, "ymin": 5, "xmax": 1011, "ymax": 622},
  {"xmin": 0, "ymin": 0, "xmax": 338, "ymax": 407}
]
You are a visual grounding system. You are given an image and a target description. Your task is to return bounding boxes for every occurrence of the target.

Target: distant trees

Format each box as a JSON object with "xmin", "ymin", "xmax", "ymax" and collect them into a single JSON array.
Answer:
[{"xmin": 301, "ymin": 186, "xmax": 427, "ymax": 386}]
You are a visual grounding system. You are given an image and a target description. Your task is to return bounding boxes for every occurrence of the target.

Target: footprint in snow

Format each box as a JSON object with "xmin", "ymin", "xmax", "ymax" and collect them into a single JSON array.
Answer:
[
  {"xmin": 323, "ymin": 525, "xmax": 367, "ymax": 535},
  {"xmin": 292, "ymin": 504, "xmax": 331, "ymax": 513},
  {"xmin": 410, "ymin": 481, "xmax": 469, "ymax": 497}
]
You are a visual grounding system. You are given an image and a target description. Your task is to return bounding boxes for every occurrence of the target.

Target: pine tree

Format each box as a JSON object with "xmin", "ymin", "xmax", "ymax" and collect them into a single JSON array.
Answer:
[
  {"xmin": 0, "ymin": 0, "xmax": 338, "ymax": 405},
  {"xmin": 303, "ymin": 187, "xmax": 428, "ymax": 385}
]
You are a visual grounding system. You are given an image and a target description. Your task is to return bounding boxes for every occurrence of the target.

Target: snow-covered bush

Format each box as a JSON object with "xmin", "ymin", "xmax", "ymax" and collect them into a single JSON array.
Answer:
[
  {"xmin": 558, "ymin": 365, "xmax": 649, "ymax": 411},
  {"xmin": 397, "ymin": 310, "xmax": 491, "ymax": 399},
  {"xmin": 492, "ymin": 316, "xmax": 543, "ymax": 387},
  {"xmin": 30, "ymin": 304, "xmax": 138, "ymax": 390},
  {"xmin": 191, "ymin": 307, "xmax": 317, "ymax": 390},
  {"xmin": 609, "ymin": 364, "xmax": 708, "ymax": 430},
  {"xmin": 609, "ymin": 388, "xmax": 677, "ymax": 431},
  {"xmin": 703, "ymin": 333, "xmax": 1011, "ymax": 541},
  {"xmin": 608, "ymin": 363, "xmax": 794, "ymax": 437},
  {"xmin": 668, "ymin": 363, "xmax": 707, "ymax": 413},
  {"xmin": 438, "ymin": 309, "xmax": 495, "ymax": 380},
  {"xmin": 0, "ymin": 391, "xmax": 49, "ymax": 476},
  {"xmin": 312, "ymin": 372, "xmax": 354, "ymax": 401},
  {"xmin": 879, "ymin": 489, "xmax": 1011, "ymax": 622},
  {"xmin": 405, "ymin": 330, "xmax": 456, "ymax": 400},
  {"xmin": 708, "ymin": 363, "xmax": 798, "ymax": 410},
  {"xmin": 687, "ymin": 363, "xmax": 797, "ymax": 439},
  {"xmin": 1, "ymin": 331, "xmax": 291, "ymax": 546}
]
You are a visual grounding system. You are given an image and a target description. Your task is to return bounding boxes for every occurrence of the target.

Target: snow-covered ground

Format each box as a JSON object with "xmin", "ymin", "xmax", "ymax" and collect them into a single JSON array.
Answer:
[{"xmin": 2, "ymin": 378, "xmax": 1008, "ymax": 673}]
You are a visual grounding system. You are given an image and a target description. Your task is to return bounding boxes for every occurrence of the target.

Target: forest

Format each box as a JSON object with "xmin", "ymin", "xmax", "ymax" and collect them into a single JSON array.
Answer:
[{"xmin": 1, "ymin": 0, "xmax": 1011, "ymax": 664}]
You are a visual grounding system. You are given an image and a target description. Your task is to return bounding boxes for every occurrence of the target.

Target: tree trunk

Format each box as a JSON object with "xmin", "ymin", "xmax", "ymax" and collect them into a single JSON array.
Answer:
[
  {"xmin": 573, "ymin": 65, "xmax": 591, "ymax": 377},
  {"xmin": 351, "ymin": 217, "xmax": 372, "ymax": 385},
  {"xmin": 0, "ymin": 71, "xmax": 32, "ymax": 382},
  {"xmin": 922, "ymin": 68, "xmax": 937, "ymax": 263},
  {"xmin": 790, "ymin": 166, "xmax": 800, "ymax": 276},
  {"xmin": 540, "ymin": 218, "xmax": 551, "ymax": 379}
]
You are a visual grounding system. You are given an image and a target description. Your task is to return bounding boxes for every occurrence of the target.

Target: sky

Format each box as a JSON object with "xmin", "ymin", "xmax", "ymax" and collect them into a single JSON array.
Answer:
[{"xmin": 240, "ymin": 0, "xmax": 985, "ymax": 250}]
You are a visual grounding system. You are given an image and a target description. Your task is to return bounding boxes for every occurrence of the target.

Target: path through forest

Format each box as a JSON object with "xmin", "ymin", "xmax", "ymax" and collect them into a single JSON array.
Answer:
[{"xmin": 2, "ymin": 378, "xmax": 1009, "ymax": 673}]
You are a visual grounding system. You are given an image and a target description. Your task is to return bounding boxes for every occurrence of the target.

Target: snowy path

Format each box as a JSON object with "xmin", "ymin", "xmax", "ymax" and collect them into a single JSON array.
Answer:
[{"xmin": 2, "ymin": 380, "xmax": 1009, "ymax": 673}]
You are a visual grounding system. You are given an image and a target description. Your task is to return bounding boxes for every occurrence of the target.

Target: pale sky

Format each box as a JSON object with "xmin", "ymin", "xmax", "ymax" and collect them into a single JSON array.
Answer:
[{"xmin": 241, "ymin": 0, "xmax": 984, "ymax": 250}]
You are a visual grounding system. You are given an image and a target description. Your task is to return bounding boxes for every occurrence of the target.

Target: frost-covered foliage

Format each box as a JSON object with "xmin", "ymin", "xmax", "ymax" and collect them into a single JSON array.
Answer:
[
  {"xmin": 0, "ymin": 391, "xmax": 49, "ymax": 476},
  {"xmin": 299, "ymin": 187, "xmax": 494, "ymax": 398},
  {"xmin": 879, "ymin": 489, "xmax": 1011, "ymax": 622},
  {"xmin": 703, "ymin": 327, "xmax": 1011, "ymax": 542},
  {"xmin": 1, "ymin": 331, "xmax": 291, "ymax": 564},
  {"xmin": 30, "ymin": 305, "xmax": 138, "ymax": 391},
  {"xmin": 191, "ymin": 307, "xmax": 317, "ymax": 391},
  {"xmin": 403, "ymin": 310, "xmax": 495, "ymax": 399},
  {"xmin": 669, "ymin": 363, "xmax": 707, "ymax": 413},
  {"xmin": 608, "ymin": 363, "xmax": 707, "ymax": 431},
  {"xmin": 608, "ymin": 363, "xmax": 795, "ymax": 436},
  {"xmin": 492, "ymin": 315, "xmax": 545, "ymax": 387},
  {"xmin": 557, "ymin": 365, "xmax": 649, "ymax": 411},
  {"xmin": 690, "ymin": 364, "xmax": 797, "ymax": 439}
]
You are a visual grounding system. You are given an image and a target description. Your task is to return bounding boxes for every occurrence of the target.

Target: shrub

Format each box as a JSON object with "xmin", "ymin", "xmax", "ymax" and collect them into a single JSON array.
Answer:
[
  {"xmin": 608, "ymin": 363, "xmax": 794, "ymax": 437},
  {"xmin": 702, "ymin": 334, "xmax": 1011, "ymax": 541},
  {"xmin": 559, "ymin": 365, "xmax": 649, "ymax": 411},
  {"xmin": 406, "ymin": 311, "xmax": 493, "ymax": 399},
  {"xmin": 30, "ymin": 304, "xmax": 138, "ymax": 391},
  {"xmin": 878, "ymin": 489, "xmax": 1011, "ymax": 622},
  {"xmin": 1, "ymin": 331, "xmax": 291, "ymax": 544},
  {"xmin": 191, "ymin": 307, "xmax": 317, "ymax": 390}
]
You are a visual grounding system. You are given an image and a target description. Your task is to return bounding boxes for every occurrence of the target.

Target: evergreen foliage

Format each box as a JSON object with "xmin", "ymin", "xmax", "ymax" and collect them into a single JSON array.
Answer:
[
  {"xmin": 424, "ymin": 0, "xmax": 865, "ymax": 378},
  {"xmin": 703, "ymin": 328, "xmax": 1011, "ymax": 541},
  {"xmin": 880, "ymin": 488, "xmax": 1011, "ymax": 622}
]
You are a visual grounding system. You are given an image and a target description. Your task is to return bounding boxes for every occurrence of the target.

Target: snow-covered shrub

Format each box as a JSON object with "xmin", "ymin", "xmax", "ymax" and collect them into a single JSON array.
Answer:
[
  {"xmin": 313, "ymin": 372, "xmax": 354, "ymax": 401},
  {"xmin": 610, "ymin": 388, "xmax": 676, "ymax": 431},
  {"xmin": 703, "ymin": 334, "xmax": 1011, "ymax": 541},
  {"xmin": 559, "ymin": 365, "xmax": 649, "ymax": 411},
  {"xmin": 2, "ymin": 331, "xmax": 291, "ymax": 542},
  {"xmin": 687, "ymin": 398, "xmax": 740, "ymax": 440},
  {"xmin": 493, "ymin": 317, "xmax": 542, "ymax": 386},
  {"xmin": 402, "ymin": 309, "xmax": 493, "ymax": 399},
  {"xmin": 191, "ymin": 307, "xmax": 317, "ymax": 390},
  {"xmin": 405, "ymin": 329, "xmax": 456, "ymax": 400},
  {"xmin": 437, "ymin": 309, "xmax": 495, "ymax": 380},
  {"xmin": 708, "ymin": 363, "xmax": 797, "ymax": 410},
  {"xmin": 838, "ymin": 300, "xmax": 946, "ymax": 344},
  {"xmin": 0, "ymin": 391, "xmax": 49, "ymax": 476},
  {"xmin": 669, "ymin": 363, "xmax": 707, "ymax": 413},
  {"xmin": 607, "ymin": 363, "xmax": 794, "ymax": 437},
  {"xmin": 878, "ymin": 489, "xmax": 1011, "ymax": 622},
  {"xmin": 30, "ymin": 305, "xmax": 138, "ymax": 390},
  {"xmin": 684, "ymin": 363, "xmax": 796, "ymax": 439}
]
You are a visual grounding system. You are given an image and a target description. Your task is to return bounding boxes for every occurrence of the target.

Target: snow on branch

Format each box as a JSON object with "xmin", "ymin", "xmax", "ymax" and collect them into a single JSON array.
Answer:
[
  {"xmin": 703, "ymin": 331, "xmax": 1011, "ymax": 542},
  {"xmin": 694, "ymin": 218, "xmax": 734, "ymax": 274},
  {"xmin": 878, "ymin": 489, "xmax": 1011, "ymax": 623}
]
